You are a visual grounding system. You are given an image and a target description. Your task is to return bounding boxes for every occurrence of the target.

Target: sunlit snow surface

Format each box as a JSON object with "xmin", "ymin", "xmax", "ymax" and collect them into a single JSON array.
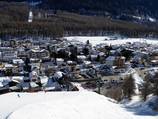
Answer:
[
  {"xmin": 65, "ymin": 36, "xmax": 158, "ymax": 46},
  {"xmin": 0, "ymin": 91, "xmax": 157, "ymax": 119}
]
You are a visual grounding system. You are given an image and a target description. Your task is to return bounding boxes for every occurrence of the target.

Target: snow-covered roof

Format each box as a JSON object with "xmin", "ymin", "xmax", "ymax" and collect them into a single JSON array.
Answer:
[
  {"xmin": 0, "ymin": 77, "xmax": 11, "ymax": 87},
  {"xmin": 77, "ymin": 55, "xmax": 86, "ymax": 59},
  {"xmin": 106, "ymin": 56, "xmax": 115, "ymax": 61},
  {"xmin": 84, "ymin": 61, "xmax": 91, "ymax": 65},
  {"xmin": 12, "ymin": 59, "xmax": 24, "ymax": 64},
  {"xmin": 56, "ymin": 58, "xmax": 64, "ymax": 62},
  {"xmin": 4, "ymin": 64, "xmax": 14, "ymax": 68},
  {"xmin": 12, "ymin": 76, "xmax": 24, "ymax": 83},
  {"xmin": 30, "ymin": 82, "xmax": 39, "ymax": 88},
  {"xmin": 67, "ymin": 60, "xmax": 73, "ymax": 64},
  {"xmin": 40, "ymin": 76, "xmax": 48, "ymax": 85},
  {"xmin": 54, "ymin": 71, "xmax": 64, "ymax": 79}
]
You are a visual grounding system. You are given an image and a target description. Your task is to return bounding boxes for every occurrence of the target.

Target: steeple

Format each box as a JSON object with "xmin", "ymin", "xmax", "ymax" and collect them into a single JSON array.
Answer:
[
  {"xmin": 28, "ymin": 11, "xmax": 33, "ymax": 23},
  {"xmin": 28, "ymin": 0, "xmax": 34, "ymax": 23}
]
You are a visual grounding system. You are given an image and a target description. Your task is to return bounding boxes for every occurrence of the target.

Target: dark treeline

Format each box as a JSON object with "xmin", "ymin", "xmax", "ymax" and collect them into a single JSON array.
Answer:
[
  {"xmin": 0, "ymin": 22, "xmax": 64, "ymax": 38},
  {"xmin": 1, "ymin": 14, "xmax": 158, "ymax": 38},
  {"xmin": 42, "ymin": 0, "xmax": 158, "ymax": 18}
]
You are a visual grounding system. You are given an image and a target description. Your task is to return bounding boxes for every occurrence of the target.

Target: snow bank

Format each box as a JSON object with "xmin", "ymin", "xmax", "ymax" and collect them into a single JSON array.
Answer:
[
  {"xmin": 65, "ymin": 36, "xmax": 158, "ymax": 46},
  {"xmin": 2, "ymin": 91, "xmax": 129, "ymax": 119},
  {"xmin": 0, "ymin": 91, "xmax": 156, "ymax": 119}
]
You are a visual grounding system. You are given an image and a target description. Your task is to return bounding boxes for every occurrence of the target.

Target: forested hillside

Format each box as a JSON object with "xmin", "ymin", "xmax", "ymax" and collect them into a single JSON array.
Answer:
[
  {"xmin": 0, "ymin": 1, "xmax": 158, "ymax": 37},
  {"xmin": 2, "ymin": 0, "xmax": 158, "ymax": 18}
]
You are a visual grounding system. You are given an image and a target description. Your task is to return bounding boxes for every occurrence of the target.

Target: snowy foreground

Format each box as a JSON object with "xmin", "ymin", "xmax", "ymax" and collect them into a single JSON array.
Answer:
[
  {"xmin": 0, "ymin": 91, "xmax": 157, "ymax": 119},
  {"xmin": 65, "ymin": 36, "xmax": 158, "ymax": 46}
]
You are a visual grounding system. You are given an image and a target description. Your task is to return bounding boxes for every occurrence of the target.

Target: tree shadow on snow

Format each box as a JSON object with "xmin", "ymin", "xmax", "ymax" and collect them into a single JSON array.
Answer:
[{"xmin": 122, "ymin": 100, "xmax": 158, "ymax": 116}]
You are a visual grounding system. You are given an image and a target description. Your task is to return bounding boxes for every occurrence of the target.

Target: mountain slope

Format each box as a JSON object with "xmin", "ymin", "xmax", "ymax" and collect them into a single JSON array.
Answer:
[
  {"xmin": 1, "ymin": 1, "xmax": 157, "ymax": 37},
  {"xmin": 2, "ymin": 0, "xmax": 158, "ymax": 19},
  {"xmin": 46, "ymin": 0, "xmax": 158, "ymax": 18}
]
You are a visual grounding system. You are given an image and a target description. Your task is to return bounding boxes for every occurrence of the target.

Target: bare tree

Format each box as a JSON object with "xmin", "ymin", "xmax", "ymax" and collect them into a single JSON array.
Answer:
[
  {"xmin": 141, "ymin": 73, "xmax": 151, "ymax": 101},
  {"xmin": 122, "ymin": 75, "xmax": 135, "ymax": 100},
  {"xmin": 153, "ymin": 72, "xmax": 158, "ymax": 96}
]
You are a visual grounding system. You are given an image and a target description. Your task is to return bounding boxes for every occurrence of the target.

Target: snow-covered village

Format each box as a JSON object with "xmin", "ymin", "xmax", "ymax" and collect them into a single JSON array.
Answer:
[
  {"xmin": 0, "ymin": 36, "xmax": 158, "ymax": 119},
  {"xmin": 0, "ymin": 0, "xmax": 158, "ymax": 119}
]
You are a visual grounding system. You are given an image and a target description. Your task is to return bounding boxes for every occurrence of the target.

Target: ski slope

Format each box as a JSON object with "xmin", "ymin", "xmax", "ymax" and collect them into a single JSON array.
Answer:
[{"xmin": 0, "ymin": 91, "xmax": 157, "ymax": 119}]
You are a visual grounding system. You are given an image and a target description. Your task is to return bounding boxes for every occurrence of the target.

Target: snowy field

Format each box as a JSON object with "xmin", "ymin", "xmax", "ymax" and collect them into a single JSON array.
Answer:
[
  {"xmin": 0, "ymin": 91, "xmax": 157, "ymax": 119},
  {"xmin": 65, "ymin": 36, "xmax": 158, "ymax": 46}
]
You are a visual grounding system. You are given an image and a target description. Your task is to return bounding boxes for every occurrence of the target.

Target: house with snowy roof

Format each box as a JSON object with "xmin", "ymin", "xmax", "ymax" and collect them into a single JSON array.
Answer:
[
  {"xmin": 0, "ymin": 47, "xmax": 18, "ymax": 62},
  {"xmin": 27, "ymin": 48, "xmax": 50, "ymax": 60},
  {"xmin": 0, "ymin": 76, "xmax": 24, "ymax": 94},
  {"xmin": 106, "ymin": 56, "xmax": 115, "ymax": 66}
]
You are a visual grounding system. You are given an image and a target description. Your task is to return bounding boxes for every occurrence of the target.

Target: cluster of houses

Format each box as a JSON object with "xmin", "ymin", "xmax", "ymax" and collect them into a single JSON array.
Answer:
[{"xmin": 0, "ymin": 37, "xmax": 158, "ymax": 94}]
